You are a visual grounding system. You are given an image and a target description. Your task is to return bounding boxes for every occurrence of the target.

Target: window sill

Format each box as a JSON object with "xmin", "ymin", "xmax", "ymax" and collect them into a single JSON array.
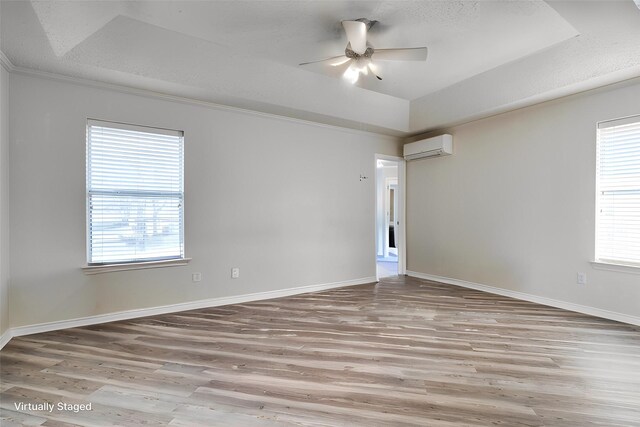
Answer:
[
  {"xmin": 590, "ymin": 261, "xmax": 640, "ymax": 275},
  {"xmin": 83, "ymin": 258, "xmax": 191, "ymax": 275}
]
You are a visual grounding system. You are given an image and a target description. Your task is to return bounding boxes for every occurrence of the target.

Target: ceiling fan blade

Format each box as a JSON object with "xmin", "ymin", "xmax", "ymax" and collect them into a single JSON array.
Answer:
[
  {"xmin": 342, "ymin": 20, "xmax": 367, "ymax": 54},
  {"xmin": 373, "ymin": 47, "xmax": 428, "ymax": 61},
  {"xmin": 299, "ymin": 57, "xmax": 353, "ymax": 79},
  {"xmin": 299, "ymin": 55, "xmax": 350, "ymax": 67},
  {"xmin": 368, "ymin": 63, "xmax": 382, "ymax": 81}
]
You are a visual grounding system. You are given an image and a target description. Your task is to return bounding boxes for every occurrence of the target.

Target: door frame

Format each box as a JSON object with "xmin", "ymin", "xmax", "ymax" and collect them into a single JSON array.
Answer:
[{"xmin": 374, "ymin": 154, "xmax": 406, "ymax": 280}]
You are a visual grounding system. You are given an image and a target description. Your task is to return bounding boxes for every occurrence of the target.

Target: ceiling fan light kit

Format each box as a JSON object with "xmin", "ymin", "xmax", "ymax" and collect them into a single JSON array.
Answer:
[{"xmin": 300, "ymin": 18, "xmax": 428, "ymax": 84}]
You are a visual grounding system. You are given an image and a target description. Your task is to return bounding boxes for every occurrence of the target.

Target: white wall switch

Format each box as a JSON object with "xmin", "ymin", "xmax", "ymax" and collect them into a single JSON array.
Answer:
[
  {"xmin": 577, "ymin": 272, "xmax": 587, "ymax": 285},
  {"xmin": 231, "ymin": 267, "xmax": 240, "ymax": 279},
  {"xmin": 192, "ymin": 272, "xmax": 202, "ymax": 282}
]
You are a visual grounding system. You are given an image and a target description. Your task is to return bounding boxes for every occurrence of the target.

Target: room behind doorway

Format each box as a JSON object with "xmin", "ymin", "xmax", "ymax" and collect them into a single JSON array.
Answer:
[{"xmin": 375, "ymin": 156, "xmax": 403, "ymax": 279}]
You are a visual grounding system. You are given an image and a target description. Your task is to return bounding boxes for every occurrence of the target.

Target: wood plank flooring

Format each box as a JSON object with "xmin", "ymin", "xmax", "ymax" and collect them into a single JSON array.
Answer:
[{"xmin": 1, "ymin": 275, "xmax": 639, "ymax": 426}]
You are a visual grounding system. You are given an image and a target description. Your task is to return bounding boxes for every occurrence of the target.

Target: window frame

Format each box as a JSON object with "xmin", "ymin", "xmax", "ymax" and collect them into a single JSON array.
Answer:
[
  {"xmin": 594, "ymin": 114, "xmax": 640, "ymax": 270},
  {"xmin": 84, "ymin": 119, "xmax": 189, "ymax": 273}
]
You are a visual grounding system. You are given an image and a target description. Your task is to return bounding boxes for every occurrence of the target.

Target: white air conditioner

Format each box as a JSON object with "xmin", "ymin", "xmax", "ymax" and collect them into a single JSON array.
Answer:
[{"xmin": 403, "ymin": 134, "xmax": 453, "ymax": 160}]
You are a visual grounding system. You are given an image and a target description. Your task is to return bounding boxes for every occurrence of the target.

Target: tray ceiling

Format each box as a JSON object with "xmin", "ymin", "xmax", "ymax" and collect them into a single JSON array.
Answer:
[{"xmin": 2, "ymin": 1, "xmax": 639, "ymax": 135}]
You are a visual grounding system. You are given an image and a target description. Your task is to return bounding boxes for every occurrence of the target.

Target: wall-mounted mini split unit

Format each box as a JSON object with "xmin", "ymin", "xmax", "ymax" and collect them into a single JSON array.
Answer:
[{"xmin": 403, "ymin": 134, "xmax": 453, "ymax": 160}]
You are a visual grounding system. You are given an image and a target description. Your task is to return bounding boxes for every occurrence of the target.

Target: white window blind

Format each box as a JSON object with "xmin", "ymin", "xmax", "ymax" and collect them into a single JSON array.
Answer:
[
  {"xmin": 596, "ymin": 115, "xmax": 640, "ymax": 267},
  {"xmin": 87, "ymin": 120, "xmax": 184, "ymax": 265}
]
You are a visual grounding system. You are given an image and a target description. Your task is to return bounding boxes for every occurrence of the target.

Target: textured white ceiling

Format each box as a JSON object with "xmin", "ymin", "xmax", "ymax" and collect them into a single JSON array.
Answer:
[
  {"xmin": 410, "ymin": 0, "xmax": 640, "ymax": 131},
  {"xmin": 2, "ymin": 1, "xmax": 640, "ymax": 135}
]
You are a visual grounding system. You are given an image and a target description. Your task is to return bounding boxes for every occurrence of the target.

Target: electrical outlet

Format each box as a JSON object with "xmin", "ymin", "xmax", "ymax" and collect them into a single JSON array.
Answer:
[
  {"xmin": 231, "ymin": 267, "xmax": 240, "ymax": 279},
  {"xmin": 192, "ymin": 272, "xmax": 202, "ymax": 282},
  {"xmin": 577, "ymin": 272, "xmax": 587, "ymax": 285}
]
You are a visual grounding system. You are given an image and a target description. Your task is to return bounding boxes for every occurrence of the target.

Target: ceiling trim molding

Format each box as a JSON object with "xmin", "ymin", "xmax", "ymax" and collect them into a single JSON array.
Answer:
[
  {"xmin": 7, "ymin": 63, "xmax": 400, "ymax": 141},
  {"xmin": 405, "ymin": 72, "xmax": 640, "ymax": 140},
  {"xmin": 0, "ymin": 49, "xmax": 16, "ymax": 72}
]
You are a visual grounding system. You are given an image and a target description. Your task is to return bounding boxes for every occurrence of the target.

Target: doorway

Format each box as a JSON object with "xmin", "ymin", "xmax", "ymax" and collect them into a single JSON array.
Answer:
[{"xmin": 375, "ymin": 155, "xmax": 405, "ymax": 280}]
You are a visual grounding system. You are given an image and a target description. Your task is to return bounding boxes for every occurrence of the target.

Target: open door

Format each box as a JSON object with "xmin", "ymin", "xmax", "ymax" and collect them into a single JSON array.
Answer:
[{"xmin": 387, "ymin": 183, "xmax": 398, "ymax": 258}]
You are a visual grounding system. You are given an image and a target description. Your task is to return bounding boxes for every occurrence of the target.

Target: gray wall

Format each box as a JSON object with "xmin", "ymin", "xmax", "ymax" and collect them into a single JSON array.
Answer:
[
  {"xmin": 407, "ymin": 79, "xmax": 640, "ymax": 319},
  {"xmin": 8, "ymin": 72, "xmax": 400, "ymax": 328},
  {"xmin": 0, "ymin": 64, "xmax": 9, "ymax": 336},
  {"xmin": 5, "ymin": 66, "xmax": 639, "ymax": 332}
]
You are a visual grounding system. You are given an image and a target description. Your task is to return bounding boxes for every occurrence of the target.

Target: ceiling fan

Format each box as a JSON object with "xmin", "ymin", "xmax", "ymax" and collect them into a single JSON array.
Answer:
[{"xmin": 299, "ymin": 18, "xmax": 428, "ymax": 84}]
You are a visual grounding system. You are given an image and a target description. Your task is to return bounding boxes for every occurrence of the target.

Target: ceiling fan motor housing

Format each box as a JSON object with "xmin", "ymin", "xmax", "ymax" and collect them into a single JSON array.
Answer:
[{"xmin": 345, "ymin": 45, "xmax": 374, "ymax": 60}]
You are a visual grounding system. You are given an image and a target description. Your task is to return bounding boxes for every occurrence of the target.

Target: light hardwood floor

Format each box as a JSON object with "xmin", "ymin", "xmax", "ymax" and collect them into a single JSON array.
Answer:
[{"xmin": 1, "ymin": 275, "xmax": 639, "ymax": 426}]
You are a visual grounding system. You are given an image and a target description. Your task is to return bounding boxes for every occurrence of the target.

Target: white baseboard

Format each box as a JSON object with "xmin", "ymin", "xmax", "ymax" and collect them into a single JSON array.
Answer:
[
  {"xmin": 0, "ymin": 276, "xmax": 376, "ymax": 350},
  {"xmin": 0, "ymin": 329, "xmax": 11, "ymax": 349},
  {"xmin": 406, "ymin": 270, "xmax": 640, "ymax": 326}
]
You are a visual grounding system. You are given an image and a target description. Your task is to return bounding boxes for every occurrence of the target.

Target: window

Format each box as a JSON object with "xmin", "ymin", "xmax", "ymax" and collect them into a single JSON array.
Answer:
[
  {"xmin": 596, "ymin": 115, "xmax": 640, "ymax": 267},
  {"xmin": 86, "ymin": 120, "xmax": 184, "ymax": 265}
]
